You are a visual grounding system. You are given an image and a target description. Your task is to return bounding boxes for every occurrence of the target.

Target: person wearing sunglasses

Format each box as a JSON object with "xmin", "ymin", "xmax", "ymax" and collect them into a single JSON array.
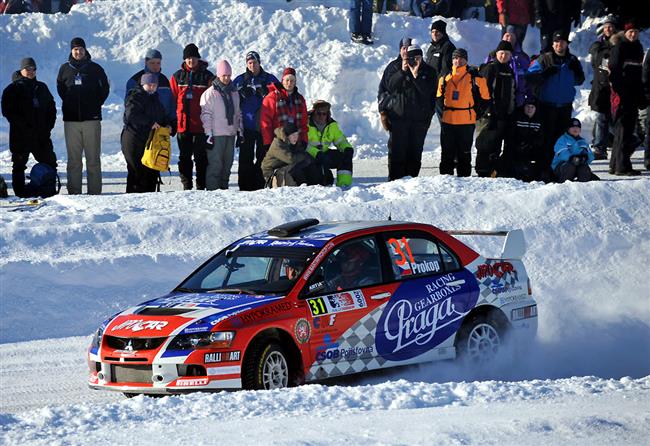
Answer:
[
  {"xmin": 305, "ymin": 100, "xmax": 354, "ymax": 188},
  {"xmin": 1, "ymin": 57, "xmax": 58, "ymax": 198}
]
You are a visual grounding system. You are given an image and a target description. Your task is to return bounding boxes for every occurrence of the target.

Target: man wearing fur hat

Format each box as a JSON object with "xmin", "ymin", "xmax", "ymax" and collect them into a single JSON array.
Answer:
[
  {"xmin": 2, "ymin": 57, "xmax": 58, "ymax": 197},
  {"xmin": 170, "ymin": 43, "xmax": 214, "ymax": 190},
  {"xmin": 588, "ymin": 14, "xmax": 618, "ymax": 160},
  {"xmin": 384, "ymin": 42, "xmax": 437, "ymax": 180},
  {"xmin": 56, "ymin": 37, "xmax": 109, "ymax": 195},
  {"xmin": 608, "ymin": 22, "xmax": 645, "ymax": 176},
  {"xmin": 306, "ymin": 100, "xmax": 354, "ymax": 188},
  {"xmin": 260, "ymin": 67, "xmax": 308, "ymax": 151},
  {"xmin": 475, "ymin": 40, "xmax": 516, "ymax": 177},
  {"xmin": 233, "ymin": 51, "xmax": 279, "ymax": 191}
]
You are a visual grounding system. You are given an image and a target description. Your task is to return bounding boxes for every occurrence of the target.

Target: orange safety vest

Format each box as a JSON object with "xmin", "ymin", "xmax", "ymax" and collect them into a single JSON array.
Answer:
[{"xmin": 437, "ymin": 65, "xmax": 490, "ymax": 125}]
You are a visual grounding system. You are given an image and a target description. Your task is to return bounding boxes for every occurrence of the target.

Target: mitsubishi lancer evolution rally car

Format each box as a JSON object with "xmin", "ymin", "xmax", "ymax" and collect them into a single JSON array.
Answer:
[{"xmin": 88, "ymin": 219, "xmax": 537, "ymax": 395}]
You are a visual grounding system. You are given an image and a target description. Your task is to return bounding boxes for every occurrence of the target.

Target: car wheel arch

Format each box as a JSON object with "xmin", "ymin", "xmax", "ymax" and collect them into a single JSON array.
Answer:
[
  {"xmin": 454, "ymin": 305, "xmax": 510, "ymax": 350},
  {"xmin": 241, "ymin": 327, "xmax": 304, "ymax": 389}
]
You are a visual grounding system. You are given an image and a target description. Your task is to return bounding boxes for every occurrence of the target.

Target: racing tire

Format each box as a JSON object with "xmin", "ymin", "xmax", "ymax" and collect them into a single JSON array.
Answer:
[
  {"xmin": 242, "ymin": 341, "xmax": 291, "ymax": 390},
  {"xmin": 455, "ymin": 314, "xmax": 505, "ymax": 365}
]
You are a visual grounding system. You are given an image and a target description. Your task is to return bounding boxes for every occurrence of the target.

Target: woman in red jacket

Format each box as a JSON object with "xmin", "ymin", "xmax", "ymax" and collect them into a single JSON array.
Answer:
[{"xmin": 260, "ymin": 67, "xmax": 308, "ymax": 152}]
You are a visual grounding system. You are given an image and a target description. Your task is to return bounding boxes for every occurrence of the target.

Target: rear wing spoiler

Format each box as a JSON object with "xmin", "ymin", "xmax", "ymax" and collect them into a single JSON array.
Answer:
[{"xmin": 445, "ymin": 229, "xmax": 526, "ymax": 260}]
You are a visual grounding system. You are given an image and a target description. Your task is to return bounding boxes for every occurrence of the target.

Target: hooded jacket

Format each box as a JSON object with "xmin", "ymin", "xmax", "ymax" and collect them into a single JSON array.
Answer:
[
  {"xmin": 126, "ymin": 68, "xmax": 176, "ymax": 125},
  {"xmin": 170, "ymin": 60, "xmax": 214, "ymax": 134},
  {"xmin": 608, "ymin": 32, "xmax": 644, "ymax": 113},
  {"xmin": 479, "ymin": 60, "xmax": 516, "ymax": 118},
  {"xmin": 260, "ymin": 83, "xmax": 308, "ymax": 145},
  {"xmin": 551, "ymin": 132, "xmax": 594, "ymax": 171},
  {"xmin": 2, "ymin": 71, "xmax": 56, "ymax": 151},
  {"xmin": 56, "ymin": 51, "xmax": 110, "ymax": 121},
  {"xmin": 260, "ymin": 126, "xmax": 307, "ymax": 180},
  {"xmin": 232, "ymin": 68, "xmax": 279, "ymax": 131},
  {"xmin": 306, "ymin": 110, "xmax": 353, "ymax": 156}
]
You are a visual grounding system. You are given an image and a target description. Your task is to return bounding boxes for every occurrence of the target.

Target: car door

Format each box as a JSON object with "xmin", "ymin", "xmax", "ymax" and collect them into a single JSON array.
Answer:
[
  {"xmin": 374, "ymin": 231, "xmax": 480, "ymax": 364},
  {"xmin": 301, "ymin": 235, "xmax": 396, "ymax": 381}
]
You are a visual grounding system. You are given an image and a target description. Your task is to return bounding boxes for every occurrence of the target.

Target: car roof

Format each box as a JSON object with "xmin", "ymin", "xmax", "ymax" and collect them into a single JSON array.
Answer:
[{"xmin": 234, "ymin": 220, "xmax": 418, "ymax": 249}]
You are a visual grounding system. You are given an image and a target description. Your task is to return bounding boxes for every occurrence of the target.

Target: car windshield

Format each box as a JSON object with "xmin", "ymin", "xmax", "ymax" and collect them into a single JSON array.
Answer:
[{"xmin": 177, "ymin": 246, "xmax": 318, "ymax": 295}]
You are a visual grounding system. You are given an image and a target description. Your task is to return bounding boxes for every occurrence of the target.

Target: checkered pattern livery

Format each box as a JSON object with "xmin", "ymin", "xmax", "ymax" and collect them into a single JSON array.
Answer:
[
  {"xmin": 476, "ymin": 259, "xmax": 520, "ymax": 304},
  {"xmin": 307, "ymin": 304, "xmax": 388, "ymax": 381}
]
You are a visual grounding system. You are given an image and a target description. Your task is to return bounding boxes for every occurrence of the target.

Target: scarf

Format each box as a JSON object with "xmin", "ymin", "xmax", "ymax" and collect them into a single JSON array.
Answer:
[{"xmin": 213, "ymin": 78, "xmax": 235, "ymax": 126}]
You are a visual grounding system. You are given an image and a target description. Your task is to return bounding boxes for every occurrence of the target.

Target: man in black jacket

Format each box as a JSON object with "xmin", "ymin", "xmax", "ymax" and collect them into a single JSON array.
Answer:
[
  {"xmin": 1, "ymin": 57, "xmax": 57, "ymax": 197},
  {"xmin": 384, "ymin": 43, "xmax": 437, "ymax": 180},
  {"xmin": 425, "ymin": 19, "xmax": 456, "ymax": 82},
  {"xmin": 476, "ymin": 40, "xmax": 516, "ymax": 177},
  {"xmin": 534, "ymin": 0, "xmax": 582, "ymax": 53},
  {"xmin": 609, "ymin": 23, "xmax": 645, "ymax": 176},
  {"xmin": 500, "ymin": 96, "xmax": 544, "ymax": 181},
  {"xmin": 57, "ymin": 37, "xmax": 109, "ymax": 195},
  {"xmin": 588, "ymin": 14, "xmax": 617, "ymax": 160}
]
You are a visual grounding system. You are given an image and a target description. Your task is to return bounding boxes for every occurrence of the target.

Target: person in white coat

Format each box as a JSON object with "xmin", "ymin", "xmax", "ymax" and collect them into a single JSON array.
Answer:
[{"xmin": 200, "ymin": 60, "xmax": 242, "ymax": 190}]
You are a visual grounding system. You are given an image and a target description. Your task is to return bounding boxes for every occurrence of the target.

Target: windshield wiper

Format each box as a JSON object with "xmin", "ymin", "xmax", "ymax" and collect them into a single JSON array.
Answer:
[
  {"xmin": 174, "ymin": 287, "xmax": 196, "ymax": 293},
  {"xmin": 205, "ymin": 288, "xmax": 256, "ymax": 295}
]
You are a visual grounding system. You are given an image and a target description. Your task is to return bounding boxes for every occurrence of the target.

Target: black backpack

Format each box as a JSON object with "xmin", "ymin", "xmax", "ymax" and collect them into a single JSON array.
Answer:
[
  {"xmin": 24, "ymin": 163, "xmax": 61, "ymax": 198},
  {"xmin": 440, "ymin": 66, "xmax": 490, "ymax": 119}
]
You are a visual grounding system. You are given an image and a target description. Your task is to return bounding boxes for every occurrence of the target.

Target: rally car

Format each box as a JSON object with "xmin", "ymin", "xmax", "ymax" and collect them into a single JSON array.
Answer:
[{"xmin": 88, "ymin": 219, "xmax": 537, "ymax": 395}]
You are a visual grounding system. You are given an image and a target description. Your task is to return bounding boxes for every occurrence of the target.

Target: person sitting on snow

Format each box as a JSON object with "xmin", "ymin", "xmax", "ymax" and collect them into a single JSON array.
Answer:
[
  {"xmin": 551, "ymin": 118, "xmax": 598, "ymax": 183},
  {"xmin": 305, "ymin": 100, "xmax": 354, "ymax": 188}
]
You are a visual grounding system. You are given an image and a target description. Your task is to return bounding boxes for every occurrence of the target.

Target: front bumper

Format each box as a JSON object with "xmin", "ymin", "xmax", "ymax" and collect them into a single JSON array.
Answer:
[{"xmin": 88, "ymin": 360, "xmax": 243, "ymax": 394}]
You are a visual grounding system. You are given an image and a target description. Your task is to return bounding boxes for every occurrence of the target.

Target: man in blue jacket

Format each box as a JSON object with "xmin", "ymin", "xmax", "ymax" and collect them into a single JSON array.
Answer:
[
  {"xmin": 526, "ymin": 30, "xmax": 584, "ymax": 180},
  {"xmin": 125, "ymin": 49, "xmax": 176, "ymax": 127},
  {"xmin": 233, "ymin": 51, "xmax": 279, "ymax": 191}
]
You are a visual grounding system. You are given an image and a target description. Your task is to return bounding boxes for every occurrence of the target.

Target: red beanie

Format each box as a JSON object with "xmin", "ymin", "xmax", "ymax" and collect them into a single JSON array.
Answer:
[
  {"xmin": 624, "ymin": 22, "xmax": 637, "ymax": 31},
  {"xmin": 282, "ymin": 67, "xmax": 296, "ymax": 78}
]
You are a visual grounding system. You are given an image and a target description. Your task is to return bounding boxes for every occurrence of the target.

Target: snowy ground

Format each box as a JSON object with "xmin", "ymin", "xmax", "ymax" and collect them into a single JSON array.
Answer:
[{"xmin": 1, "ymin": 1, "xmax": 650, "ymax": 444}]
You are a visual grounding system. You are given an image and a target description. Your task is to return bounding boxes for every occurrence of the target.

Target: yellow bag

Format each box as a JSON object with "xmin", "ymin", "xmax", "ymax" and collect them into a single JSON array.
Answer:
[{"xmin": 141, "ymin": 127, "xmax": 171, "ymax": 172}]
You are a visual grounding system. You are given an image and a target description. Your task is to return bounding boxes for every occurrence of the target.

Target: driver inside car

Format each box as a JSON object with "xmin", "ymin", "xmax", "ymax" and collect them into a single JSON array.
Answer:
[
  {"xmin": 283, "ymin": 258, "xmax": 306, "ymax": 282},
  {"xmin": 328, "ymin": 243, "xmax": 377, "ymax": 291}
]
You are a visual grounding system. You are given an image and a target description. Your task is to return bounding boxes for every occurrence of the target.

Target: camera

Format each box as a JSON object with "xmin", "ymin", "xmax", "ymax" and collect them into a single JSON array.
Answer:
[{"xmin": 407, "ymin": 57, "xmax": 417, "ymax": 67}]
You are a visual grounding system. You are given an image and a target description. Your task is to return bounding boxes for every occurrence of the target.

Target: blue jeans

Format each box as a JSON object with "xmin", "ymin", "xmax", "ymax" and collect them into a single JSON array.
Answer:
[
  {"xmin": 349, "ymin": 0, "xmax": 373, "ymax": 35},
  {"xmin": 592, "ymin": 111, "xmax": 611, "ymax": 151}
]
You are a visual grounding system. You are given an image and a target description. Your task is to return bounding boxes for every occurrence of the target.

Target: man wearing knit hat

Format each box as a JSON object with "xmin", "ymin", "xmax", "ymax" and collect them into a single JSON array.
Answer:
[
  {"xmin": 170, "ymin": 43, "xmax": 214, "ymax": 190},
  {"xmin": 436, "ymin": 47, "xmax": 490, "ymax": 177},
  {"xmin": 260, "ymin": 67, "xmax": 308, "ymax": 153},
  {"xmin": 475, "ymin": 39, "xmax": 516, "ymax": 177},
  {"xmin": 425, "ymin": 19, "xmax": 456, "ymax": 82},
  {"xmin": 485, "ymin": 27, "xmax": 532, "ymax": 108},
  {"xmin": 125, "ymin": 49, "xmax": 176, "ymax": 133},
  {"xmin": 526, "ymin": 29, "xmax": 584, "ymax": 180},
  {"xmin": 1, "ymin": 56, "xmax": 58, "ymax": 197},
  {"xmin": 233, "ymin": 50, "xmax": 279, "ymax": 190},
  {"xmin": 56, "ymin": 36, "xmax": 110, "ymax": 195},
  {"xmin": 381, "ymin": 41, "xmax": 437, "ymax": 180},
  {"xmin": 588, "ymin": 15, "xmax": 618, "ymax": 160},
  {"xmin": 608, "ymin": 22, "xmax": 644, "ymax": 175}
]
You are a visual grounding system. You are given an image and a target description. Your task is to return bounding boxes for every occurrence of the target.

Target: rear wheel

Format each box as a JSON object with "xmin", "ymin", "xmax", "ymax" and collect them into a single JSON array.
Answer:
[
  {"xmin": 456, "ymin": 314, "xmax": 504, "ymax": 364},
  {"xmin": 243, "ymin": 341, "xmax": 290, "ymax": 390}
]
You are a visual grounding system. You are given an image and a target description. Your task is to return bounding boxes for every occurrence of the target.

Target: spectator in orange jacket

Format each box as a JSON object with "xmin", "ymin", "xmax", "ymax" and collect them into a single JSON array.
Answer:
[
  {"xmin": 436, "ymin": 48, "xmax": 490, "ymax": 177},
  {"xmin": 260, "ymin": 67, "xmax": 308, "ymax": 152}
]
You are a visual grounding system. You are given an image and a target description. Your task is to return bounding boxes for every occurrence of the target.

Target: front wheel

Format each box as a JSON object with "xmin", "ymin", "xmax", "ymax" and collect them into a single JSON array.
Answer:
[
  {"xmin": 455, "ymin": 314, "xmax": 504, "ymax": 364},
  {"xmin": 243, "ymin": 342, "xmax": 290, "ymax": 390}
]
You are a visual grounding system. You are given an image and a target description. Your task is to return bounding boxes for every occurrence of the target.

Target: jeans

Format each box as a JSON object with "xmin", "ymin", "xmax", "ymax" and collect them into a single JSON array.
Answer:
[
  {"xmin": 349, "ymin": 0, "xmax": 373, "ymax": 35},
  {"xmin": 592, "ymin": 111, "xmax": 611, "ymax": 151}
]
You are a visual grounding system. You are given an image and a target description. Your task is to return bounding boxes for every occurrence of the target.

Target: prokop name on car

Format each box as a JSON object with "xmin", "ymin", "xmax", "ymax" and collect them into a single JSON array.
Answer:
[{"xmin": 88, "ymin": 219, "xmax": 538, "ymax": 394}]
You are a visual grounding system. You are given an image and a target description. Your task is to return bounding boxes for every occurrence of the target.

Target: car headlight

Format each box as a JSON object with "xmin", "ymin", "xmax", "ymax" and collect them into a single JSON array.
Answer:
[
  {"xmin": 167, "ymin": 331, "xmax": 235, "ymax": 350},
  {"xmin": 91, "ymin": 326, "xmax": 104, "ymax": 349}
]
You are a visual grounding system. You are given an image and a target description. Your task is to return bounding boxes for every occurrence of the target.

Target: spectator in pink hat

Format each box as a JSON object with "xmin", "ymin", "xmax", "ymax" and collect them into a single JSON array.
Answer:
[{"xmin": 200, "ymin": 59, "xmax": 242, "ymax": 190}]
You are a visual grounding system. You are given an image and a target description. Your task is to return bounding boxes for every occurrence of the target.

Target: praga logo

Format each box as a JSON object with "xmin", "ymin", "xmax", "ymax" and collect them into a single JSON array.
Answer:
[
  {"xmin": 376, "ymin": 270, "xmax": 479, "ymax": 361},
  {"xmin": 111, "ymin": 320, "xmax": 168, "ymax": 332}
]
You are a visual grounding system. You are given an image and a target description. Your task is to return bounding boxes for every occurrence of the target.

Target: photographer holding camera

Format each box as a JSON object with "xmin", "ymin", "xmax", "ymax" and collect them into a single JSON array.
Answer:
[
  {"xmin": 383, "ymin": 42, "xmax": 437, "ymax": 180},
  {"xmin": 551, "ymin": 118, "xmax": 597, "ymax": 182}
]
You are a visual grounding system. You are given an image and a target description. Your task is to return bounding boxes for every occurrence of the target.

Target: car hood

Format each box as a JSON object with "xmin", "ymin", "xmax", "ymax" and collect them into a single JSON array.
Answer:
[{"xmin": 105, "ymin": 292, "xmax": 286, "ymax": 338}]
